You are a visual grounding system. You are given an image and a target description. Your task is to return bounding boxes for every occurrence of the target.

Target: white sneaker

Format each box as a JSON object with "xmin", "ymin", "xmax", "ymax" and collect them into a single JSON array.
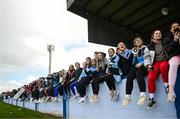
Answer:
[
  {"xmin": 89, "ymin": 95, "xmax": 99, "ymax": 103},
  {"xmin": 112, "ymin": 91, "xmax": 119, "ymax": 101},
  {"xmin": 70, "ymin": 96, "xmax": 76, "ymax": 101},
  {"xmin": 75, "ymin": 94, "xmax": 80, "ymax": 98},
  {"xmin": 33, "ymin": 99, "xmax": 38, "ymax": 103},
  {"xmin": 39, "ymin": 98, "xmax": 44, "ymax": 103},
  {"xmin": 30, "ymin": 98, "xmax": 33, "ymax": 102},
  {"xmin": 36, "ymin": 99, "xmax": 41, "ymax": 103},
  {"xmin": 78, "ymin": 97, "xmax": 86, "ymax": 103},
  {"xmin": 50, "ymin": 97, "xmax": 57, "ymax": 102},
  {"xmin": 58, "ymin": 96, "xmax": 63, "ymax": 102},
  {"xmin": 45, "ymin": 97, "xmax": 51, "ymax": 102},
  {"xmin": 110, "ymin": 91, "xmax": 113, "ymax": 100},
  {"xmin": 167, "ymin": 92, "xmax": 176, "ymax": 102},
  {"xmin": 122, "ymin": 96, "xmax": 131, "ymax": 106},
  {"xmin": 24, "ymin": 98, "xmax": 29, "ymax": 102},
  {"xmin": 50, "ymin": 97, "xmax": 55, "ymax": 102},
  {"xmin": 137, "ymin": 95, "xmax": 146, "ymax": 105}
]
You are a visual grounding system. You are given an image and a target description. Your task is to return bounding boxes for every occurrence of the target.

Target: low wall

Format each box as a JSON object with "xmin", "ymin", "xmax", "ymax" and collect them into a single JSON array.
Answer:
[
  {"xmin": 4, "ymin": 76, "xmax": 177, "ymax": 119},
  {"xmin": 68, "ymin": 77, "xmax": 176, "ymax": 119}
]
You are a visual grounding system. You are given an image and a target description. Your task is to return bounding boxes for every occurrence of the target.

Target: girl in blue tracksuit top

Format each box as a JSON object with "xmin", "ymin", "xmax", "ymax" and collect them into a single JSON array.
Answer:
[
  {"xmin": 106, "ymin": 48, "xmax": 122, "ymax": 100},
  {"xmin": 106, "ymin": 48, "xmax": 122, "ymax": 83},
  {"xmin": 122, "ymin": 36, "xmax": 148, "ymax": 106},
  {"xmin": 117, "ymin": 42, "xmax": 133, "ymax": 78},
  {"xmin": 77, "ymin": 57, "xmax": 93, "ymax": 103},
  {"xmin": 90, "ymin": 52, "xmax": 119, "ymax": 103}
]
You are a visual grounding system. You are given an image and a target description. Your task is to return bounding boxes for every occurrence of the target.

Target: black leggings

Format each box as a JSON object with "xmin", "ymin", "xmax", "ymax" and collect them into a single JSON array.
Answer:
[
  {"xmin": 39, "ymin": 89, "xmax": 45, "ymax": 98},
  {"xmin": 63, "ymin": 84, "xmax": 70, "ymax": 96},
  {"xmin": 32, "ymin": 89, "xmax": 39, "ymax": 100},
  {"xmin": 47, "ymin": 86, "xmax": 54, "ymax": 96},
  {"xmin": 126, "ymin": 66, "xmax": 147, "ymax": 95},
  {"xmin": 77, "ymin": 77, "xmax": 92, "ymax": 97},
  {"xmin": 58, "ymin": 85, "xmax": 64, "ymax": 96},
  {"xmin": 91, "ymin": 74, "xmax": 116, "ymax": 95}
]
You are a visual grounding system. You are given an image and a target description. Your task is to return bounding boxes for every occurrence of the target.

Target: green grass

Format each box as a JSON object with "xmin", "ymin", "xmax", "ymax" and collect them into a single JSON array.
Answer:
[{"xmin": 0, "ymin": 101, "xmax": 62, "ymax": 119}]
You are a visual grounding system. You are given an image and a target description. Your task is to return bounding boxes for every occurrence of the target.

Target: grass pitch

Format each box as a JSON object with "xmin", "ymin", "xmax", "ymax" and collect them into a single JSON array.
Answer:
[{"xmin": 0, "ymin": 101, "xmax": 62, "ymax": 119}]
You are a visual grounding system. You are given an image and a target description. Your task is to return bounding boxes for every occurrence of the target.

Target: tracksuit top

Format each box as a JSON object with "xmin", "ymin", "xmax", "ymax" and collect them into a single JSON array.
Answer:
[
  {"xmin": 107, "ymin": 54, "xmax": 121, "ymax": 75},
  {"xmin": 118, "ymin": 48, "xmax": 133, "ymax": 76},
  {"xmin": 79, "ymin": 67, "xmax": 92, "ymax": 79},
  {"xmin": 132, "ymin": 47, "xmax": 145, "ymax": 66}
]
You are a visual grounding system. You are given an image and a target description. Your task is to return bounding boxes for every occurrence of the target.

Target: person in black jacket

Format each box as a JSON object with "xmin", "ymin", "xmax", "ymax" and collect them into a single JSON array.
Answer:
[{"xmin": 164, "ymin": 22, "xmax": 180, "ymax": 102}]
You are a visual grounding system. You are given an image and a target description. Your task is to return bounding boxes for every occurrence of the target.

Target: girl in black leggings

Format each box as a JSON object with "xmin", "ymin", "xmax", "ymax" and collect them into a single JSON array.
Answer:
[
  {"xmin": 122, "ymin": 37, "xmax": 148, "ymax": 106},
  {"xmin": 77, "ymin": 57, "xmax": 93, "ymax": 103},
  {"xmin": 90, "ymin": 52, "xmax": 118, "ymax": 103}
]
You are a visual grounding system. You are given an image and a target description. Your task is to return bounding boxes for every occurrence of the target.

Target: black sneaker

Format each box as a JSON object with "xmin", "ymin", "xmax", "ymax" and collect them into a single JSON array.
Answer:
[{"xmin": 147, "ymin": 98, "xmax": 156, "ymax": 110}]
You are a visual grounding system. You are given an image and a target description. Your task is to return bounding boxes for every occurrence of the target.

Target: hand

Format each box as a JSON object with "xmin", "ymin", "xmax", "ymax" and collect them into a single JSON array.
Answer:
[
  {"xmin": 174, "ymin": 32, "xmax": 180, "ymax": 42},
  {"xmin": 147, "ymin": 65, "xmax": 154, "ymax": 71},
  {"xmin": 90, "ymin": 80, "xmax": 94, "ymax": 84},
  {"xmin": 96, "ymin": 67, "xmax": 99, "ymax": 72},
  {"xmin": 119, "ymin": 50, "xmax": 123, "ymax": 54},
  {"xmin": 107, "ymin": 63, "xmax": 112, "ymax": 67},
  {"xmin": 135, "ymin": 63, "xmax": 142, "ymax": 68}
]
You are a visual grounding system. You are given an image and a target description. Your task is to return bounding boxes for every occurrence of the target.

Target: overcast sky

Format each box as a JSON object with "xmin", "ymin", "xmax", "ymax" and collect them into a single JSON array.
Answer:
[{"xmin": 0, "ymin": 0, "xmax": 113, "ymax": 93}]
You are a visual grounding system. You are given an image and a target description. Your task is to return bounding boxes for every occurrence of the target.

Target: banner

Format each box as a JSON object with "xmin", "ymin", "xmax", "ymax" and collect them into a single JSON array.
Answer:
[{"xmin": 13, "ymin": 88, "xmax": 25, "ymax": 100}]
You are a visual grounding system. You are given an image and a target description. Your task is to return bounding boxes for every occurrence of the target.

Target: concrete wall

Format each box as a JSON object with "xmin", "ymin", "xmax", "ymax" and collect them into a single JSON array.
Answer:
[
  {"xmin": 68, "ymin": 77, "xmax": 176, "ymax": 119},
  {"xmin": 4, "ymin": 76, "xmax": 177, "ymax": 119}
]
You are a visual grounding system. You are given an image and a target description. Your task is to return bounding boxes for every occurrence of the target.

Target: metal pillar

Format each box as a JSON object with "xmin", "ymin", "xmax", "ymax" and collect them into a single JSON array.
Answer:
[
  {"xmin": 47, "ymin": 44, "xmax": 54, "ymax": 74},
  {"xmin": 63, "ymin": 87, "xmax": 68, "ymax": 119}
]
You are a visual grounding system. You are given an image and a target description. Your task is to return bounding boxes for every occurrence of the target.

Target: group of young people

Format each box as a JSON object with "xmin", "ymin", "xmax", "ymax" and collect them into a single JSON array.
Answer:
[
  {"xmin": 5, "ymin": 22, "xmax": 180, "ymax": 110},
  {"xmin": 74, "ymin": 22, "xmax": 179, "ymax": 109},
  {"xmin": 121, "ymin": 22, "xmax": 180, "ymax": 109}
]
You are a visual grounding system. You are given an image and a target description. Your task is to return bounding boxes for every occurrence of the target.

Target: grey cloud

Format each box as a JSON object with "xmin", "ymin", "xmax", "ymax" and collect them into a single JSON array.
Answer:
[{"xmin": 0, "ymin": 0, "xmax": 44, "ymax": 71}]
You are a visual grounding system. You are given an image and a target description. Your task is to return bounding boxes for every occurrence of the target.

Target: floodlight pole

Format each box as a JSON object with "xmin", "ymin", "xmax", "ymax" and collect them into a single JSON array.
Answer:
[{"xmin": 47, "ymin": 44, "xmax": 54, "ymax": 74}]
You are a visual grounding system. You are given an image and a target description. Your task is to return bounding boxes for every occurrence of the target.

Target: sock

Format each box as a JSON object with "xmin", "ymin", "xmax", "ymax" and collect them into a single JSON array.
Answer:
[
  {"xmin": 140, "ymin": 92, "xmax": 146, "ymax": 97},
  {"xmin": 169, "ymin": 85, "xmax": 175, "ymax": 93},
  {"xmin": 149, "ymin": 93, "xmax": 154, "ymax": 99},
  {"xmin": 125, "ymin": 94, "xmax": 131, "ymax": 98}
]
